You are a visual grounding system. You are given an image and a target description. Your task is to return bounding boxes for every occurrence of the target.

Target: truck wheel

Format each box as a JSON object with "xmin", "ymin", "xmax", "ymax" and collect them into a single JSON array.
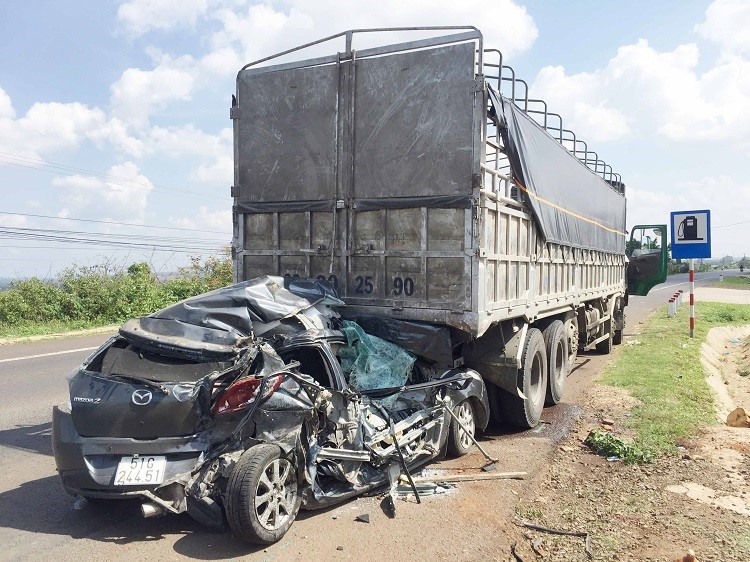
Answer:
[
  {"xmin": 225, "ymin": 444, "xmax": 301, "ymax": 545},
  {"xmin": 596, "ymin": 317, "xmax": 613, "ymax": 354},
  {"xmin": 612, "ymin": 298, "xmax": 624, "ymax": 345},
  {"xmin": 564, "ymin": 315, "xmax": 579, "ymax": 366},
  {"xmin": 500, "ymin": 328, "xmax": 548, "ymax": 428},
  {"xmin": 447, "ymin": 399, "xmax": 476, "ymax": 457},
  {"xmin": 613, "ymin": 328, "xmax": 623, "ymax": 346},
  {"xmin": 543, "ymin": 321, "xmax": 568, "ymax": 406}
]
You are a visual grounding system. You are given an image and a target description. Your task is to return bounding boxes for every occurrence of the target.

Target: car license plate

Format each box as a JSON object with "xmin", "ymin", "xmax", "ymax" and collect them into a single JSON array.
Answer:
[{"xmin": 114, "ymin": 455, "xmax": 166, "ymax": 486}]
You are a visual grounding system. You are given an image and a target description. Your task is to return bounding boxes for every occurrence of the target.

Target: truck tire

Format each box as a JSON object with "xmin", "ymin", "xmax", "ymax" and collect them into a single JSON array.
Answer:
[
  {"xmin": 500, "ymin": 328, "xmax": 548, "ymax": 428},
  {"xmin": 225, "ymin": 444, "xmax": 301, "ymax": 545},
  {"xmin": 543, "ymin": 320, "xmax": 568, "ymax": 406},
  {"xmin": 612, "ymin": 298, "xmax": 624, "ymax": 345},
  {"xmin": 612, "ymin": 327, "xmax": 623, "ymax": 346},
  {"xmin": 596, "ymin": 317, "xmax": 613, "ymax": 354}
]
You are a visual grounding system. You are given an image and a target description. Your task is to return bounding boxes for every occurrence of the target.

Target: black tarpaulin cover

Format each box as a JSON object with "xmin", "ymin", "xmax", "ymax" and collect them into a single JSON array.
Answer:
[{"xmin": 489, "ymin": 87, "xmax": 626, "ymax": 255}]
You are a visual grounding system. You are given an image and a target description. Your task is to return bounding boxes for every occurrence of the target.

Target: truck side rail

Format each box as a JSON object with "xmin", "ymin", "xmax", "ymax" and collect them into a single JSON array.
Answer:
[{"xmin": 483, "ymin": 50, "xmax": 623, "ymax": 193}]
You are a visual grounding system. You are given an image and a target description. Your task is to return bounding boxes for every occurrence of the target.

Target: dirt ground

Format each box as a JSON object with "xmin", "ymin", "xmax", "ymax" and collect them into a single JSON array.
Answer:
[{"xmin": 513, "ymin": 323, "xmax": 750, "ymax": 561}]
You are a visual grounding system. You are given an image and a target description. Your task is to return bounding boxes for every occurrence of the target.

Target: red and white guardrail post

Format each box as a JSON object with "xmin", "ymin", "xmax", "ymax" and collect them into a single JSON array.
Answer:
[{"xmin": 689, "ymin": 259, "xmax": 695, "ymax": 338}]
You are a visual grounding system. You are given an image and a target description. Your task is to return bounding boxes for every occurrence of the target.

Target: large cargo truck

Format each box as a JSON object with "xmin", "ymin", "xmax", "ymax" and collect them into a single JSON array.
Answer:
[{"xmin": 230, "ymin": 27, "xmax": 668, "ymax": 428}]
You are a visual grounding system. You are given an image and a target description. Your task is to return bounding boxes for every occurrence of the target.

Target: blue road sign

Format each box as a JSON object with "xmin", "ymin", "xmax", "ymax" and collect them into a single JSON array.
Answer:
[{"xmin": 670, "ymin": 209, "xmax": 711, "ymax": 259}]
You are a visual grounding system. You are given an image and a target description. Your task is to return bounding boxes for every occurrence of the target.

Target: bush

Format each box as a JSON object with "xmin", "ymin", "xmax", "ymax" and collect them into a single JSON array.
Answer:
[{"xmin": 0, "ymin": 252, "xmax": 233, "ymax": 333}]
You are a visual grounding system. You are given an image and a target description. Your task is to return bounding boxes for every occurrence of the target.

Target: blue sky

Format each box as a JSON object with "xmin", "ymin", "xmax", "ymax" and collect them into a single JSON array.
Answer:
[{"xmin": 0, "ymin": 0, "xmax": 748, "ymax": 277}]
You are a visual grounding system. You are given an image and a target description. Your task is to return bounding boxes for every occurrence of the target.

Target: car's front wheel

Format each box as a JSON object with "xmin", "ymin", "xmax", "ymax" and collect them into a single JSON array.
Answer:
[
  {"xmin": 447, "ymin": 399, "xmax": 476, "ymax": 457},
  {"xmin": 225, "ymin": 444, "xmax": 301, "ymax": 545}
]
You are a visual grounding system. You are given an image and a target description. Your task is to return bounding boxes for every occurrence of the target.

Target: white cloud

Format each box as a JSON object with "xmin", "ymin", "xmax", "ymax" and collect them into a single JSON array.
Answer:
[
  {"xmin": 110, "ymin": 59, "xmax": 195, "ymax": 129},
  {"xmin": 200, "ymin": 0, "xmax": 537, "ymax": 76},
  {"xmin": 143, "ymin": 125, "xmax": 228, "ymax": 157},
  {"xmin": 529, "ymin": 39, "xmax": 750, "ymax": 146},
  {"xmin": 117, "ymin": 0, "xmax": 209, "ymax": 35},
  {"xmin": 193, "ymin": 154, "xmax": 233, "ymax": 184},
  {"xmin": 531, "ymin": 66, "xmax": 630, "ymax": 142},
  {"xmin": 0, "ymin": 86, "xmax": 15, "ymax": 119},
  {"xmin": 170, "ymin": 205, "xmax": 232, "ymax": 233},
  {"xmin": 0, "ymin": 100, "xmax": 111, "ymax": 158},
  {"xmin": 0, "ymin": 214, "xmax": 28, "ymax": 228},
  {"xmin": 51, "ymin": 161, "xmax": 153, "ymax": 223},
  {"xmin": 695, "ymin": 0, "xmax": 750, "ymax": 59}
]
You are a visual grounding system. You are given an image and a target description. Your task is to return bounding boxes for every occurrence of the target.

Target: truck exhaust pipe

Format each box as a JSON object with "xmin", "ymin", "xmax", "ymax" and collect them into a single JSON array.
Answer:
[{"xmin": 141, "ymin": 502, "xmax": 165, "ymax": 518}]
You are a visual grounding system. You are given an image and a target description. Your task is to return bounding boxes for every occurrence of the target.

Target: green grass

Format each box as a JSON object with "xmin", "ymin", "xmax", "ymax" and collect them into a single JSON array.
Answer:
[
  {"xmin": 599, "ymin": 301, "xmax": 750, "ymax": 457},
  {"xmin": 0, "ymin": 318, "xmax": 116, "ymax": 339},
  {"xmin": 709, "ymin": 275, "xmax": 750, "ymax": 289}
]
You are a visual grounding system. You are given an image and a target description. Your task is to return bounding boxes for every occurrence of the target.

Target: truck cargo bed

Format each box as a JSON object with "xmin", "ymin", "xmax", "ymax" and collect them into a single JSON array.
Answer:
[{"xmin": 232, "ymin": 28, "xmax": 627, "ymax": 337}]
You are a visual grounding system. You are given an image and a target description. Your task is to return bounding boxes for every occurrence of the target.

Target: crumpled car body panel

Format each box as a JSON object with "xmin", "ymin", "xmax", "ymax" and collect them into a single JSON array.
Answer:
[{"xmin": 52, "ymin": 276, "xmax": 489, "ymax": 534}]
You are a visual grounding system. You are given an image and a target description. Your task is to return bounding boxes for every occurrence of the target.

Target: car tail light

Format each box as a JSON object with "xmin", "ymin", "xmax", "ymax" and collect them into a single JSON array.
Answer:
[{"xmin": 212, "ymin": 374, "xmax": 284, "ymax": 415}]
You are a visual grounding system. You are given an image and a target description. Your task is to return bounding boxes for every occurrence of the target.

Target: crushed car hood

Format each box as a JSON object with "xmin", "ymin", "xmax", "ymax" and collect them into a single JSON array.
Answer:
[{"xmin": 119, "ymin": 276, "xmax": 343, "ymax": 360}]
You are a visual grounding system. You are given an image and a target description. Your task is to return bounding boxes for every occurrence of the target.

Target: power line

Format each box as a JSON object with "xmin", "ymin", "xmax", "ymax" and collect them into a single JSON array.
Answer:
[
  {"xmin": 0, "ymin": 227, "xmax": 228, "ymax": 253},
  {"xmin": 0, "ymin": 151, "xmax": 228, "ymax": 202},
  {"xmin": 713, "ymin": 219, "xmax": 750, "ymax": 230},
  {"xmin": 0, "ymin": 210, "xmax": 229, "ymax": 235},
  {"xmin": 0, "ymin": 225, "xmax": 226, "ymax": 245}
]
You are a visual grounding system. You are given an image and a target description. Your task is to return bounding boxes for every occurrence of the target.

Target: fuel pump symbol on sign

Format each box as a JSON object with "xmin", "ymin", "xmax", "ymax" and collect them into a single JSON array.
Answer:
[{"xmin": 677, "ymin": 215, "xmax": 703, "ymax": 241}]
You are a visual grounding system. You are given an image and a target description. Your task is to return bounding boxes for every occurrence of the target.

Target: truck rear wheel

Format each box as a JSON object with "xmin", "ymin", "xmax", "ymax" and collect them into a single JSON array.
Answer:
[
  {"xmin": 543, "ymin": 321, "xmax": 568, "ymax": 406},
  {"xmin": 596, "ymin": 316, "xmax": 613, "ymax": 354},
  {"xmin": 500, "ymin": 328, "xmax": 548, "ymax": 428}
]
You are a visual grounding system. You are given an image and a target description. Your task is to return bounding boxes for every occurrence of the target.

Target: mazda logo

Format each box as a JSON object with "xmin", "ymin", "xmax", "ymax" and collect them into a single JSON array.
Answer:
[{"xmin": 132, "ymin": 389, "xmax": 153, "ymax": 406}]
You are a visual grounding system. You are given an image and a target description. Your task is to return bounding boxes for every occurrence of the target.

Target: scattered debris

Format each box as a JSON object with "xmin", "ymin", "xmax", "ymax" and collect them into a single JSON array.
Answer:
[
  {"xmin": 530, "ymin": 537, "xmax": 547, "ymax": 557},
  {"xmin": 726, "ymin": 407, "xmax": 750, "ymax": 428},
  {"xmin": 513, "ymin": 516, "xmax": 592, "ymax": 559},
  {"xmin": 672, "ymin": 549, "xmax": 698, "ymax": 562},
  {"xmin": 404, "ymin": 471, "xmax": 526, "ymax": 484},
  {"xmin": 379, "ymin": 495, "xmax": 396, "ymax": 518},
  {"xmin": 354, "ymin": 513, "xmax": 370, "ymax": 524},
  {"xmin": 510, "ymin": 541, "xmax": 525, "ymax": 562},
  {"xmin": 625, "ymin": 339, "xmax": 641, "ymax": 346},
  {"xmin": 601, "ymin": 418, "xmax": 615, "ymax": 426}
]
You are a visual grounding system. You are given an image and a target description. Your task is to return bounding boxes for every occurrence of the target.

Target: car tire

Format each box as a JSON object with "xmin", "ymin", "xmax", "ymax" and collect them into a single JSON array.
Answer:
[
  {"xmin": 447, "ymin": 399, "xmax": 476, "ymax": 457},
  {"xmin": 543, "ymin": 321, "xmax": 568, "ymax": 406},
  {"xmin": 225, "ymin": 444, "xmax": 301, "ymax": 545},
  {"xmin": 500, "ymin": 328, "xmax": 548, "ymax": 428}
]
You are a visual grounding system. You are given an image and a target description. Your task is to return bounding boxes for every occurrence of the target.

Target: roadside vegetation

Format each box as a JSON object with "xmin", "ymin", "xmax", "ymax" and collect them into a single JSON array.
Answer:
[
  {"xmin": 598, "ymin": 301, "xmax": 750, "ymax": 460},
  {"xmin": 709, "ymin": 275, "xmax": 750, "ymax": 289},
  {"xmin": 0, "ymin": 254, "xmax": 232, "ymax": 338}
]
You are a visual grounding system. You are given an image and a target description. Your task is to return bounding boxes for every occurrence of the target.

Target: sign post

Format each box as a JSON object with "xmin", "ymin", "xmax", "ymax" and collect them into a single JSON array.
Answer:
[{"xmin": 670, "ymin": 210, "xmax": 711, "ymax": 338}]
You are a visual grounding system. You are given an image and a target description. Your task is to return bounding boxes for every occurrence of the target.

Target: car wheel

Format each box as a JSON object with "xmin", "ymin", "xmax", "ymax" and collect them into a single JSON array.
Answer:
[
  {"xmin": 447, "ymin": 399, "xmax": 476, "ymax": 457},
  {"xmin": 500, "ymin": 328, "xmax": 548, "ymax": 428},
  {"xmin": 225, "ymin": 444, "xmax": 301, "ymax": 545},
  {"xmin": 543, "ymin": 320, "xmax": 568, "ymax": 406}
]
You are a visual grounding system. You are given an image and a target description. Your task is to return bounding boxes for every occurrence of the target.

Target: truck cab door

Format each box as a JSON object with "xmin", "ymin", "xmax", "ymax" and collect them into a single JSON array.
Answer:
[{"xmin": 626, "ymin": 225, "xmax": 668, "ymax": 296}]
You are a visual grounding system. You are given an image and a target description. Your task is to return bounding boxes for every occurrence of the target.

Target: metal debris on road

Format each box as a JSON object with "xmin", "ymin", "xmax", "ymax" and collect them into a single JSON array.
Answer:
[{"xmin": 513, "ymin": 516, "xmax": 593, "ymax": 559}]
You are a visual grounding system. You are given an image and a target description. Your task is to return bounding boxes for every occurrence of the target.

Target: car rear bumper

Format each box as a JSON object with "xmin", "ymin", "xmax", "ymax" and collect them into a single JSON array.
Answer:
[{"xmin": 52, "ymin": 404, "xmax": 208, "ymax": 498}]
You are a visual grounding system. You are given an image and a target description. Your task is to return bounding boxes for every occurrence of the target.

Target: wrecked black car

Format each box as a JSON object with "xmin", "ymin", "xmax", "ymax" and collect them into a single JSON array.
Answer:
[{"xmin": 52, "ymin": 276, "xmax": 489, "ymax": 544}]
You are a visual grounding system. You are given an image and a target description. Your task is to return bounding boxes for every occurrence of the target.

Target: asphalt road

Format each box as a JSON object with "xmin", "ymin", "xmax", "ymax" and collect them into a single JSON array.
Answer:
[{"xmin": 0, "ymin": 270, "xmax": 733, "ymax": 560}]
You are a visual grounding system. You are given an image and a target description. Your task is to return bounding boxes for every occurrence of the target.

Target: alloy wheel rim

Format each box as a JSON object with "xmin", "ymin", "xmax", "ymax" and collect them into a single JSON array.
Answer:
[
  {"xmin": 254, "ymin": 458, "xmax": 297, "ymax": 531},
  {"xmin": 456, "ymin": 401, "xmax": 475, "ymax": 450}
]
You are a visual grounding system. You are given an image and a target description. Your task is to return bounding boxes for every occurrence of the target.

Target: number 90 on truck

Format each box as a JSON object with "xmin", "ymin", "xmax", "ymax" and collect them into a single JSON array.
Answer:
[{"xmin": 230, "ymin": 27, "xmax": 668, "ymax": 428}]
